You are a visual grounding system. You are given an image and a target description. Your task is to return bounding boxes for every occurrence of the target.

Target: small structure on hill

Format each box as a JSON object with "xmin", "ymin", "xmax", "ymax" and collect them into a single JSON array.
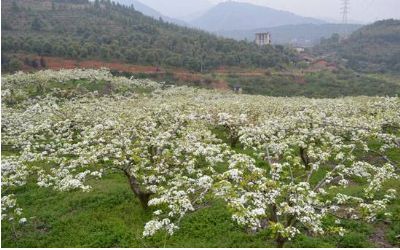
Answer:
[
  {"xmin": 298, "ymin": 54, "xmax": 314, "ymax": 63},
  {"xmin": 255, "ymin": 32, "xmax": 271, "ymax": 46},
  {"xmin": 233, "ymin": 86, "xmax": 243, "ymax": 94},
  {"xmin": 295, "ymin": 47, "xmax": 305, "ymax": 53}
]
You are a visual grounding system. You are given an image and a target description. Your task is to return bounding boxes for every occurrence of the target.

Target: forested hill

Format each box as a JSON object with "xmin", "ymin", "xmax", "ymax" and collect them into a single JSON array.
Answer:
[
  {"xmin": 1, "ymin": 0, "xmax": 295, "ymax": 72},
  {"xmin": 315, "ymin": 19, "xmax": 400, "ymax": 73}
]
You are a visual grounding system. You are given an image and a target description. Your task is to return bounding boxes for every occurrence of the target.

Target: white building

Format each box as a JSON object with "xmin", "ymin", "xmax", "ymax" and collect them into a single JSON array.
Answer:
[
  {"xmin": 255, "ymin": 32, "xmax": 271, "ymax": 46},
  {"xmin": 295, "ymin": 47, "xmax": 305, "ymax": 53}
]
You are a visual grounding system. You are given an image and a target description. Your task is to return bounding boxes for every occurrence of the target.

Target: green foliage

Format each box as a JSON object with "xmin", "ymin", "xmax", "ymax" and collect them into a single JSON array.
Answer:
[
  {"xmin": 1, "ymin": 54, "xmax": 23, "ymax": 73},
  {"xmin": 315, "ymin": 19, "xmax": 400, "ymax": 73},
  {"xmin": 11, "ymin": 1, "xmax": 19, "ymax": 12},
  {"xmin": 3, "ymin": 171, "xmax": 398, "ymax": 248},
  {"xmin": 225, "ymin": 70, "xmax": 400, "ymax": 98},
  {"xmin": 109, "ymin": 68, "xmax": 400, "ymax": 98},
  {"xmin": 387, "ymin": 201, "xmax": 400, "ymax": 246},
  {"xmin": 0, "ymin": 173, "xmax": 271, "ymax": 248},
  {"xmin": 288, "ymin": 235, "xmax": 335, "ymax": 248},
  {"xmin": 1, "ymin": 0, "xmax": 294, "ymax": 72},
  {"xmin": 31, "ymin": 17, "xmax": 43, "ymax": 31}
]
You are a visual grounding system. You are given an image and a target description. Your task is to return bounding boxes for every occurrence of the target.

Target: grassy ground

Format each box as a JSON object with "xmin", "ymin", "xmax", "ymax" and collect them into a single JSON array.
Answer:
[
  {"xmin": 2, "ymin": 160, "xmax": 399, "ymax": 248},
  {"xmin": 1, "ymin": 173, "xmax": 275, "ymax": 248},
  {"xmin": 124, "ymin": 69, "xmax": 400, "ymax": 98},
  {"xmin": 224, "ymin": 70, "xmax": 400, "ymax": 98}
]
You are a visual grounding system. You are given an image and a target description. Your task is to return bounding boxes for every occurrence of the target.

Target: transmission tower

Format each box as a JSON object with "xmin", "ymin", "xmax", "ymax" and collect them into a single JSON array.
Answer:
[
  {"xmin": 341, "ymin": 0, "xmax": 350, "ymax": 24},
  {"xmin": 341, "ymin": 0, "xmax": 350, "ymax": 37}
]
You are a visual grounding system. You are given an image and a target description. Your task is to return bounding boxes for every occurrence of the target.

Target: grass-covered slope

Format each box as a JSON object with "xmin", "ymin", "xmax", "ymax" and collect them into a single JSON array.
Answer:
[
  {"xmin": 223, "ymin": 70, "xmax": 400, "ymax": 98},
  {"xmin": 3, "ymin": 172, "xmax": 399, "ymax": 248},
  {"xmin": 1, "ymin": 0, "xmax": 293, "ymax": 72}
]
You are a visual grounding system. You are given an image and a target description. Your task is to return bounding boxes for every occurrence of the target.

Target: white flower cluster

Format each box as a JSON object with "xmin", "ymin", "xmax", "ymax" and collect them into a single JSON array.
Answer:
[
  {"xmin": 3, "ymin": 68, "xmax": 162, "ymax": 89},
  {"xmin": 1, "ymin": 158, "xmax": 29, "ymax": 222},
  {"xmin": 1, "ymin": 68, "xmax": 163, "ymax": 104}
]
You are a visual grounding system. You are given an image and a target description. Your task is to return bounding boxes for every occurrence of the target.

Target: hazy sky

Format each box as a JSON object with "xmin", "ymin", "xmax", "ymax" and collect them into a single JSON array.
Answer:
[
  {"xmin": 139, "ymin": 0, "xmax": 400, "ymax": 23},
  {"xmin": 210, "ymin": 0, "xmax": 400, "ymax": 23}
]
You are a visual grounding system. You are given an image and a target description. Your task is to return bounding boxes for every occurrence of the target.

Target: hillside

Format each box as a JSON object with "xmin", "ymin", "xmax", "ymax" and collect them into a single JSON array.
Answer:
[
  {"xmin": 315, "ymin": 19, "xmax": 400, "ymax": 73},
  {"xmin": 191, "ymin": 1, "xmax": 325, "ymax": 32},
  {"xmin": 1, "ymin": 0, "xmax": 294, "ymax": 73},
  {"xmin": 216, "ymin": 23, "xmax": 363, "ymax": 47}
]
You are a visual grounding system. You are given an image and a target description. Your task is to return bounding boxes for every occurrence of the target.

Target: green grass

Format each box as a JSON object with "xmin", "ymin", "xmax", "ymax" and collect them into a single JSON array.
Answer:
[
  {"xmin": 1, "ymin": 173, "xmax": 273, "ymax": 248},
  {"xmin": 111, "ymin": 68, "xmax": 400, "ymax": 98},
  {"xmin": 2, "ymin": 168, "xmax": 400, "ymax": 248},
  {"xmin": 224, "ymin": 70, "xmax": 400, "ymax": 98}
]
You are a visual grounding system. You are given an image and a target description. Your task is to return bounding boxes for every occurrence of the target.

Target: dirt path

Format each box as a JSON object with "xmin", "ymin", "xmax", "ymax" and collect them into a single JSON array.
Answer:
[{"xmin": 369, "ymin": 223, "xmax": 393, "ymax": 248}]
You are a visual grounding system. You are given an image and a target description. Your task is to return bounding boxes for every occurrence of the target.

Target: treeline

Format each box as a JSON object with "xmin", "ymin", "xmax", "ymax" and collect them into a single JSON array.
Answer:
[
  {"xmin": 227, "ymin": 70, "xmax": 400, "ymax": 97},
  {"xmin": 1, "ymin": 0, "xmax": 296, "ymax": 72},
  {"xmin": 315, "ymin": 19, "xmax": 400, "ymax": 73},
  {"xmin": 1, "ymin": 53, "xmax": 48, "ymax": 72}
]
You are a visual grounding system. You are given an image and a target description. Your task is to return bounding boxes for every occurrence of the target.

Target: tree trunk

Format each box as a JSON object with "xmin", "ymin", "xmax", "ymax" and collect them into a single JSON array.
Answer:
[
  {"xmin": 271, "ymin": 205, "xmax": 287, "ymax": 248},
  {"xmin": 124, "ymin": 171, "xmax": 152, "ymax": 209},
  {"xmin": 276, "ymin": 236, "xmax": 286, "ymax": 248},
  {"xmin": 300, "ymin": 147, "xmax": 310, "ymax": 170},
  {"xmin": 271, "ymin": 205, "xmax": 279, "ymax": 223},
  {"xmin": 230, "ymin": 136, "xmax": 239, "ymax": 148}
]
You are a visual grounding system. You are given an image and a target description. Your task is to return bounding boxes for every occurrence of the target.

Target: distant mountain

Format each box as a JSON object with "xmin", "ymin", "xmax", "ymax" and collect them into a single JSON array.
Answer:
[
  {"xmin": 113, "ymin": 0, "xmax": 187, "ymax": 26},
  {"xmin": 179, "ymin": 9, "xmax": 210, "ymax": 23},
  {"xmin": 216, "ymin": 24, "xmax": 363, "ymax": 47},
  {"xmin": 137, "ymin": 0, "xmax": 213, "ymax": 20},
  {"xmin": 191, "ymin": 1, "xmax": 325, "ymax": 32}
]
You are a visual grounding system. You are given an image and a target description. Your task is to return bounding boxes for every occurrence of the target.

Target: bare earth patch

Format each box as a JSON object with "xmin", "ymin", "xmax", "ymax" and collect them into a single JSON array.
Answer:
[{"xmin": 370, "ymin": 223, "xmax": 393, "ymax": 248}]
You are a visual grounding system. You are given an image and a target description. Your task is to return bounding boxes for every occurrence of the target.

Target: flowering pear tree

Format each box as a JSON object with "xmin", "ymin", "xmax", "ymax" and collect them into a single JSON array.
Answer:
[
  {"xmin": 215, "ymin": 99, "xmax": 400, "ymax": 247},
  {"xmin": 2, "ymin": 89, "xmax": 229, "ymax": 235}
]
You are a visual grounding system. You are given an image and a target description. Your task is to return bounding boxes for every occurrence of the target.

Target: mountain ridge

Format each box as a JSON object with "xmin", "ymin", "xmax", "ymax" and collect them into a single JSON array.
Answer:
[
  {"xmin": 112, "ymin": 0, "xmax": 187, "ymax": 26},
  {"xmin": 191, "ymin": 1, "xmax": 326, "ymax": 31},
  {"xmin": 135, "ymin": 0, "xmax": 213, "ymax": 20}
]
